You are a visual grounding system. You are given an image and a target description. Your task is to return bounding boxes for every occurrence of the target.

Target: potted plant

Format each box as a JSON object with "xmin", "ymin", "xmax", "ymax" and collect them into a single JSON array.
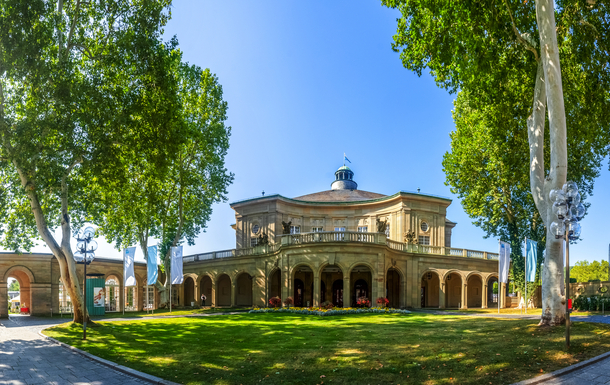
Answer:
[
  {"xmin": 268, "ymin": 296, "xmax": 281, "ymax": 308},
  {"xmin": 284, "ymin": 296, "xmax": 294, "ymax": 308},
  {"xmin": 356, "ymin": 297, "xmax": 370, "ymax": 308},
  {"xmin": 376, "ymin": 297, "xmax": 389, "ymax": 307}
]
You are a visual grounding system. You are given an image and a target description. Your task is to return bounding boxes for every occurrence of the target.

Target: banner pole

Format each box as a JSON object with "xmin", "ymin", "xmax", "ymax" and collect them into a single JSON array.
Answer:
[
  {"xmin": 169, "ymin": 253, "xmax": 172, "ymax": 314},
  {"xmin": 146, "ymin": 258, "xmax": 149, "ymax": 315},
  {"xmin": 525, "ymin": 237, "xmax": 527, "ymax": 314},
  {"xmin": 122, "ymin": 249, "xmax": 125, "ymax": 316},
  {"xmin": 498, "ymin": 240, "xmax": 501, "ymax": 314}
]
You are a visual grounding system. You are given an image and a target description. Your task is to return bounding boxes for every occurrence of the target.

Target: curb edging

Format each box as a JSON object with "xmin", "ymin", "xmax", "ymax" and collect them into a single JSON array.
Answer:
[
  {"xmin": 512, "ymin": 349, "xmax": 610, "ymax": 384},
  {"xmin": 37, "ymin": 326, "xmax": 181, "ymax": 385}
]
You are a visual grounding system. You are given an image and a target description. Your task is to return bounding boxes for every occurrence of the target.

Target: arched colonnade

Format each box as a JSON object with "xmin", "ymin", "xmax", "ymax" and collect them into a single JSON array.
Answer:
[{"xmin": 420, "ymin": 269, "xmax": 499, "ymax": 309}]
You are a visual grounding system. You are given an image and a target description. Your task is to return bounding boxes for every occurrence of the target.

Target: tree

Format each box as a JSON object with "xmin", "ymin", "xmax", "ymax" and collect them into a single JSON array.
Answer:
[
  {"xmin": 8, "ymin": 279, "xmax": 19, "ymax": 291},
  {"xmin": 570, "ymin": 260, "xmax": 609, "ymax": 283},
  {"xmin": 93, "ymin": 55, "xmax": 233, "ymax": 308},
  {"xmin": 382, "ymin": 0, "xmax": 610, "ymax": 325},
  {"xmin": 0, "ymin": 0, "xmax": 172, "ymax": 323}
]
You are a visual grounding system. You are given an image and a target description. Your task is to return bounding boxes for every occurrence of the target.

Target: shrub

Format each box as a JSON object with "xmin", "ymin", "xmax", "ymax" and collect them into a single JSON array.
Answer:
[
  {"xmin": 283, "ymin": 297, "xmax": 294, "ymax": 307},
  {"xmin": 356, "ymin": 297, "xmax": 370, "ymax": 308},
  {"xmin": 376, "ymin": 297, "xmax": 389, "ymax": 307},
  {"xmin": 269, "ymin": 296, "xmax": 282, "ymax": 308},
  {"xmin": 321, "ymin": 301, "xmax": 334, "ymax": 310},
  {"xmin": 572, "ymin": 295, "xmax": 610, "ymax": 312}
]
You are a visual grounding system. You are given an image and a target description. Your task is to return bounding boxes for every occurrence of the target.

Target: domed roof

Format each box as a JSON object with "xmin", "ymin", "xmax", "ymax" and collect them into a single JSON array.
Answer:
[
  {"xmin": 337, "ymin": 165, "xmax": 352, "ymax": 172},
  {"xmin": 332, "ymin": 164, "xmax": 357, "ymax": 190}
]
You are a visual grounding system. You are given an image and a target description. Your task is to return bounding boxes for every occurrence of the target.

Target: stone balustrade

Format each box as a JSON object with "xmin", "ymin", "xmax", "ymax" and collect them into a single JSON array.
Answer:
[{"xmin": 183, "ymin": 231, "xmax": 498, "ymax": 262}]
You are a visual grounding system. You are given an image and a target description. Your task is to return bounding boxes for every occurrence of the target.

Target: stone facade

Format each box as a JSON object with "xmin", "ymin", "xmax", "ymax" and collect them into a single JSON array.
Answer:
[
  {"xmin": 1, "ymin": 166, "xmax": 508, "ymax": 317},
  {"xmin": 0, "ymin": 253, "xmax": 150, "ymax": 318}
]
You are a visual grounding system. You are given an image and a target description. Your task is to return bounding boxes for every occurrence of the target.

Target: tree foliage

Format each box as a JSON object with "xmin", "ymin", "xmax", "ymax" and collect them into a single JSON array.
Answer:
[
  {"xmin": 571, "ymin": 260, "xmax": 609, "ymax": 283},
  {"xmin": 0, "ymin": 0, "xmax": 172, "ymax": 323},
  {"xmin": 8, "ymin": 279, "xmax": 19, "ymax": 291},
  {"xmin": 382, "ymin": 0, "xmax": 610, "ymax": 324}
]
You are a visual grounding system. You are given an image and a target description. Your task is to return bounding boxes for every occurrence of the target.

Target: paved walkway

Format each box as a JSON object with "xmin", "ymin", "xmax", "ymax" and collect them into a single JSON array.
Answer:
[{"xmin": 0, "ymin": 316, "xmax": 151, "ymax": 385}]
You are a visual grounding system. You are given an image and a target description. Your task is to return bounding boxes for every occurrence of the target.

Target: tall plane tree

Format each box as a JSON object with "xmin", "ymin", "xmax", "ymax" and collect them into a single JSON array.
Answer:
[
  {"xmin": 382, "ymin": 0, "xmax": 610, "ymax": 325},
  {"xmin": 0, "ymin": 0, "xmax": 172, "ymax": 323},
  {"xmin": 93, "ymin": 55, "xmax": 233, "ymax": 308}
]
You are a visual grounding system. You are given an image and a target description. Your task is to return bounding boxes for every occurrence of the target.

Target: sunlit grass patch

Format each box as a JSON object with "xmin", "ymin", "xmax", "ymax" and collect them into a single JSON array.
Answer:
[{"xmin": 43, "ymin": 312, "xmax": 610, "ymax": 385}]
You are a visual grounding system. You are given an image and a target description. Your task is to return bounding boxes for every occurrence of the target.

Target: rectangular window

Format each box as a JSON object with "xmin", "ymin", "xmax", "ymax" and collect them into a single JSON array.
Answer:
[
  {"xmin": 357, "ymin": 226, "xmax": 368, "ymax": 241},
  {"xmin": 250, "ymin": 238, "xmax": 258, "ymax": 247},
  {"xmin": 418, "ymin": 236, "xmax": 430, "ymax": 245},
  {"xmin": 290, "ymin": 226, "xmax": 300, "ymax": 234},
  {"xmin": 142, "ymin": 286, "xmax": 155, "ymax": 310},
  {"xmin": 312, "ymin": 227, "xmax": 323, "ymax": 232},
  {"xmin": 334, "ymin": 227, "xmax": 345, "ymax": 241}
]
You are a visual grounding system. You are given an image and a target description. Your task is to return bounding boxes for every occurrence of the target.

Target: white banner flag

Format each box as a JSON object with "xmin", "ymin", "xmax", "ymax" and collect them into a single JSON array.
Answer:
[
  {"xmin": 123, "ymin": 246, "xmax": 137, "ymax": 287},
  {"xmin": 499, "ymin": 241, "xmax": 511, "ymax": 283},
  {"xmin": 170, "ymin": 246, "xmax": 184, "ymax": 285}
]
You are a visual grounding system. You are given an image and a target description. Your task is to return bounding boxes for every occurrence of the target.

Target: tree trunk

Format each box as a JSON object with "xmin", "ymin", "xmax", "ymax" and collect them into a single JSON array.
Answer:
[{"xmin": 535, "ymin": 0, "xmax": 569, "ymax": 326}]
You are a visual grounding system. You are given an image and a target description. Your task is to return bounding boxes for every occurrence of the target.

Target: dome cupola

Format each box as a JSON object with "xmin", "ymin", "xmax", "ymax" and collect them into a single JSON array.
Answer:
[{"xmin": 331, "ymin": 166, "xmax": 358, "ymax": 190}]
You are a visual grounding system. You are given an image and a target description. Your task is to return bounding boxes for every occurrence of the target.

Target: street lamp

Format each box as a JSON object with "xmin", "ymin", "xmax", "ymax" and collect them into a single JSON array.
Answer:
[
  {"xmin": 549, "ymin": 181, "xmax": 585, "ymax": 349},
  {"xmin": 74, "ymin": 226, "xmax": 97, "ymax": 340}
]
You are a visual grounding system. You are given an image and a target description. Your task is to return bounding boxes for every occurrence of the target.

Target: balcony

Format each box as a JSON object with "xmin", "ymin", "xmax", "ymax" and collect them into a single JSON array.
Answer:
[{"xmin": 184, "ymin": 231, "xmax": 499, "ymax": 262}]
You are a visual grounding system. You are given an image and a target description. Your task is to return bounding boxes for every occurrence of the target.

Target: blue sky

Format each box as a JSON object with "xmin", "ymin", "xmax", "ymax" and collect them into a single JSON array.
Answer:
[{"xmin": 22, "ymin": 1, "xmax": 610, "ymax": 265}]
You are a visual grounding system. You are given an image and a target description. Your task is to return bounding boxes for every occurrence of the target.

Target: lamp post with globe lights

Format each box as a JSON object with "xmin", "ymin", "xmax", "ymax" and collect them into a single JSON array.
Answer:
[
  {"xmin": 74, "ymin": 226, "xmax": 97, "ymax": 340},
  {"xmin": 549, "ymin": 181, "xmax": 585, "ymax": 349}
]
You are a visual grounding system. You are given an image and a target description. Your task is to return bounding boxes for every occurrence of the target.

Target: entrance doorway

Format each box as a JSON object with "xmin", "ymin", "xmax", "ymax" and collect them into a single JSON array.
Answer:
[{"xmin": 293, "ymin": 265, "xmax": 313, "ymax": 307}]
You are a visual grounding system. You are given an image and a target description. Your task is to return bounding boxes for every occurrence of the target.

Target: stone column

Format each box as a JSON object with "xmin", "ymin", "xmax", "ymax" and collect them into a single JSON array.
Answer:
[
  {"xmin": 343, "ymin": 277, "xmax": 350, "ymax": 308},
  {"xmin": 313, "ymin": 273, "xmax": 320, "ymax": 307},
  {"xmin": 178, "ymin": 284, "xmax": 185, "ymax": 307},
  {"xmin": 482, "ymin": 283, "xmax": 488, "ymax": 308},
  {"xmin": 211, "ymin": 282, "xmax": 217, "ymax": 307},
  {"xmin": 195, "ymin": 281, "xmax": 200, "ymax": 307},
  {"xmin": 0, "ymin": 284, "xmax": 7, "ymax": 318},
  {"xmin": 231, "ymin": 282, "xmax": 236, "ymax": 307},
  {"xmin": 461, "ymin": 281, "xmax": 468, "ymax": 309},
  {"xmin": 439, "ymin": 281, "xmax": 446, "ymax": 309}
]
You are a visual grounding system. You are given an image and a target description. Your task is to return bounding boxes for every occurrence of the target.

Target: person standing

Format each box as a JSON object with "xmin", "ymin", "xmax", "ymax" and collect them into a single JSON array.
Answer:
[{"xmin": 201, "ymin": 293, "xmax": 206, "ymax": 307}]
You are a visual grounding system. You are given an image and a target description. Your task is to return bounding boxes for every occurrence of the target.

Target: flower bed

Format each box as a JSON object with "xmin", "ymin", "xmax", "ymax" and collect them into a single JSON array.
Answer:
[{"xmin": 249, "ymin": 306, "xmax": 411, "ymax": 316}]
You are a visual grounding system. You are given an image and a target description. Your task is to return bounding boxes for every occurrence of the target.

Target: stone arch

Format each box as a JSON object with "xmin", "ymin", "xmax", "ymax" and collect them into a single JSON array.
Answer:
[
  {"xmin": 3, "ymin": 265, "xmax": 36, "ymax": 284},
  {"xmin": 291, "ymin": 264, "xmax": 314, "ymax": 307},
  {"xmin": 441, "ymin": 269, "xmax": 466, "ymax": 282},
  {"xmin": 347, "ymin": 261, "xmax": 376, "ymax": 276},
  {"xmin": 420, "ymin": 270, "xmax": 441, "ymax": 308},
  {"xmin": 199, "ymin": 274, "xmax": 213, "ymax": 306},
  {"xmin": 465, "ymin": 271, "xmax": 484, "ymax": 281},
  {"xmin": 268, "ymin": 267, "xmax": 282, "ymax": 302},
  {"xmin": 5, "ymin": 265, "xmax": 35, "ymax": 314},
  {"xmin": 105, "ymin": 274, "xmax": 122, "ymax": 312},
  {"xmin": 444, "ymin": 271, "xmax": 463, "ymax": 308},
  {"xmin": 216, "ymin": 273, "xmax": 232, "ymax": 307},
  {"xmin": 486, "ymin": 274, "xmax": 500, "ymax": 307},
  {"xmin": 318, "ymin": 263, "xmax": 345, "ymax": 307},
  {"xmin": 349, "ymin": 264, "xmax": 372, "ymax": 307},
  {"xmin": 235, "ymin": 272, "xmax": 253, "ymax": 307},
  {"xmin": 467, "ymin": 274, "xmax": 483, "ymax": 308},
  {"xmin": 183, "ymin": 275, "xmax": 197, "ymax": 306},
  {"xmin": 386, "ymin": 266, "xmax": 404, "ymax": 308}
]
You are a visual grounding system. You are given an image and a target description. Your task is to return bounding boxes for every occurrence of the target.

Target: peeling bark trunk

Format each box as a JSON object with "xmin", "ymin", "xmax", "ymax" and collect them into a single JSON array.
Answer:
[
  {"xmin": 535, "ymin": 0, "xmax": 569, "ymax": 326},
  {"xmin": 14, "ymin": 163, "xmax": 87, "ymax": 324}
]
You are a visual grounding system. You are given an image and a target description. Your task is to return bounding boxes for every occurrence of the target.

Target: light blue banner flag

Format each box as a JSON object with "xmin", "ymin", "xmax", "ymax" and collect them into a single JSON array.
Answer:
[
  {"xmin": 170, "ymin": 246, "xmax": 184, "ymax": 285},
  {"xmin": 123, "ymin": 246, "xmax": 137, "ymax": 287},
  {"xmin": 526, "ymin": 239, "xmax": 538, "ymax": 282},
  {"xmin": 147, "ymin": 245, "xmax": 158, "ymax": 285},
  {"xmin": 499, "ymin": 241, "xmax": 511, "ymax": 283}
]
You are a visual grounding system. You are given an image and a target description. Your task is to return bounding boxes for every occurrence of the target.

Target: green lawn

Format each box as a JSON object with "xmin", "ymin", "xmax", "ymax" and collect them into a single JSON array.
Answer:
[
  {"xmin": 43, "ymin": 312, "xmax": 610, "ymax": 385},
  {"xmin": 51, "ymin": 307, "xmax": 251, "ymax": 319},
  {"xmin": 436, "ymin": 308, "xmax": 609, "ymax": 317}
]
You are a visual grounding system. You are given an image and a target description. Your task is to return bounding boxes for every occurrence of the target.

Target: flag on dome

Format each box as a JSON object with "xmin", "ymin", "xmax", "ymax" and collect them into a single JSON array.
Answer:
[
  {"xmin": 123, "ymin": 246, "xmax": 137, "ymax": 287},
  {"xmin": 147, "ymin": 245, "xmax": 158, "ymax": 285},
  {"xmin": 344, "ymin": 153, "xmax": 351, "ymax": 163},
  {"xmin": 499, "ymin": 241, "xmax": 511, "ymax": 283},
  {"xmin": 170, "ymin": 246, "xmax": 184, "ymax": 285}
]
